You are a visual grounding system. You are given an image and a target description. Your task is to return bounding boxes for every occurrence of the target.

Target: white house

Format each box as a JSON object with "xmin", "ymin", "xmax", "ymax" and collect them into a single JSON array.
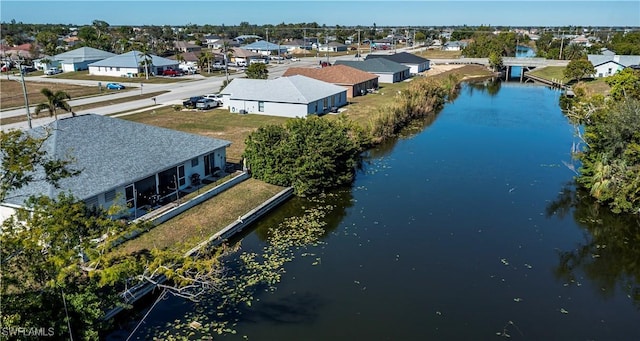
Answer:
[
  {"xmin": 442, "ymin": 40, "xmax": 468, "ymax": 51},
  {"xmin": 588, "ymin": 54, "xmax": 640, "ymax": 78},
  {"xmin": 0, "ymin": 114, "xmax": 230, "ymax": 220},
  {"xmin": 242, "ymin": 41, "xmax": 288, "ymax": 56},
  {"xmin": 88, "ymin": 50, "xmax": 179, "ymax": 77},
  {"xmin": 48, "ymin": 47, "xmax": 116, "ymax": 72},
  {"xmin": 220, "ymin": 75, "xmax": 348, "ymax": 118}
]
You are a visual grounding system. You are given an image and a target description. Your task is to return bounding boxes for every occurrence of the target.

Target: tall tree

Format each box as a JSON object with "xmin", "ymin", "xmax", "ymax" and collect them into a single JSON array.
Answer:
[
  {"xmin": 33, "ymin": 88, "xmax": 74, "ymax": 120},
  {"xmin": 563, "ymin": 59, "xmax": 595, "ymax": 82}
]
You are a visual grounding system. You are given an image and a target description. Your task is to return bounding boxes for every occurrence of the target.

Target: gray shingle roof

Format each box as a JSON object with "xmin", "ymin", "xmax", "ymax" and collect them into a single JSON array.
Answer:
[
  {"xmin": 243, "ymin": 41, "xmax": 283, "ymax": 51},
  {"xmin": 221, "ymin": 75, "xmax": 346, "ymax": 104},
  {"xmin": 52, "ymin": 47, "xmax": 116, "ymax": 63},
  {"xmin": 4, "ymin": 114, "xmax": 230, "ymax": 206},
  {"xmin": 88, "ymin": 50, "xmax": 178, "ymax": 68},
  {"xmin": 588, "ymin": 54, "xmax": 640, "ymax": 67},
  {"xmin": 365, "ymin": 52, "xmax": 429, "ymax": 64},
  {"xmin": 334, "ymin": 58, "xmax": 409, "ymax": 73}
]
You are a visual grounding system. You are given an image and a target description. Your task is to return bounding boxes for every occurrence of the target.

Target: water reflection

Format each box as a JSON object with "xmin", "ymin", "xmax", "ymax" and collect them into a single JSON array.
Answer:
[
  {"xmin": 548, "ymin": 183, "xmax": 640, "ymax": 308},
  {"xmin": 467, "ymin": 77, "xmax": 502, "ymax": 97}
]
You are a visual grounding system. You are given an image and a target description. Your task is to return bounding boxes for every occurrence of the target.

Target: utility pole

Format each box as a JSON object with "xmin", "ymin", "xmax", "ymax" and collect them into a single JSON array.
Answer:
[
  {"xmin": 558, "ymin": 29, "xmax": 564, "ymax": 60},
  {"xmin": 16, "ymin": 59, "xmax": 32, "ymax": 129},
  {"xmin": 266, "ymin": 28, "xmax": 269, "ymax": 43},
  {"xmin": 325, "ymin": 28, "xmax": 329, "ymax": 64},
  {"xmin": 356, "ymin": 29, "xmax": 362, "ymax": 60}
]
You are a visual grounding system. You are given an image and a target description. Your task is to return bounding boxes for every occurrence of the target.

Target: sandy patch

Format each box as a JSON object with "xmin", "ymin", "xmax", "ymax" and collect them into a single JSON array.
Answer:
[{"xmin": 422, "ymin": 64, "xmax": 466, "ymax": 76}]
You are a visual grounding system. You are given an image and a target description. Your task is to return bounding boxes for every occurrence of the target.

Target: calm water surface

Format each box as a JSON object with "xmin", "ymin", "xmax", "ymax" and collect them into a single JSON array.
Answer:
[{"xmin": 125, "ymin": 82, "xmax": 640, "ymax": 340}]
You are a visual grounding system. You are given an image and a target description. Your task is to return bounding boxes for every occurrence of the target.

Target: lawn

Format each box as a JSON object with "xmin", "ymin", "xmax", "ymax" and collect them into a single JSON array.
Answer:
[
  {"xmin": 0, "ymin": 89, "xmax": 168, "ymax": 126},
  {"xmin": 122, "ymin": 107, "xmax": 290, "ymax": 162},
  {"xmin": 1, "ymin": 78, "xmax": 103, "ymax": 109},
  {"xmin": 47, "ymin": 70, "xmax": 193, "ymax": 84},
  {"xmin": 114, "ymin": 178, "xmax": 284, "ymax": 255},
  {"xmin": 527, "ymin": 66, "xmax": 568, "ymax": 83},
  {"xmin": 418, "ymin": 50, "xmax": 463, "ymax": 59},
  {"xmin": 528, "ymin": 66, "xmax": 611, "ymax": 96}
]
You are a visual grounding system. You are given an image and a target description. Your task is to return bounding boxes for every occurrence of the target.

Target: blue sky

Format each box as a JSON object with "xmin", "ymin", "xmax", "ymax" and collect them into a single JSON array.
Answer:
[{"xmin": 1, "ymin": 1, "xmax": 639, "ymax": 27}]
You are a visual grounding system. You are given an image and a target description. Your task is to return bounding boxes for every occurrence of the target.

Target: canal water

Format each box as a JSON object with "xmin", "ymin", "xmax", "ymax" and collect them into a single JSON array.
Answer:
[{"xmin": 122, "ymin": 81, "xmax": 640, "ymax": 340}]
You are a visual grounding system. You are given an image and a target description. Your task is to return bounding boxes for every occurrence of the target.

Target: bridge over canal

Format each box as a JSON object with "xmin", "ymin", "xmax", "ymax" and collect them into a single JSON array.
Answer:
[{"xmin": 430, "ymin": 57, "xmax": 569, "ymax": 82}]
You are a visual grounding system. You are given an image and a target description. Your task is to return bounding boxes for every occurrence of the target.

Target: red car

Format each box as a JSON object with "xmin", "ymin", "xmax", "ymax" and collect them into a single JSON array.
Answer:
[{"xmin": 162, "ymin": 69, "xmax": 182, "ymax": 77}]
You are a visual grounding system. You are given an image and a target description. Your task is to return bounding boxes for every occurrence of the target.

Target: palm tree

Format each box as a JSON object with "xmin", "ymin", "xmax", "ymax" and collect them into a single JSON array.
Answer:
[
  {"xmin": 221, "ymin": 42, "xmax": 234, "ymax": 83},
  {"xmin": 34, "ymin": 88, "xmax": 74, "ymax": 120},
  {"xmin": 137, "ymin": 45, "xmax": 153, "ymax": 79},
  {"xmin": 199, "ymin": 50, "xmax": 214, "ymax": 74}
]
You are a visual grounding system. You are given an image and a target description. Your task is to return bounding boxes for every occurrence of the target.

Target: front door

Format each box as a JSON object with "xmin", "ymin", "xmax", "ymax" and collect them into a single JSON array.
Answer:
[{"xmin": 204, "ymin": 154, "xmax": 211, "ymax": 176}]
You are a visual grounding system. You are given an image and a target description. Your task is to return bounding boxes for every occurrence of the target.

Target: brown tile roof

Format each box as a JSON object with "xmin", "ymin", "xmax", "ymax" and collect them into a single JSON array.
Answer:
[{"xmin": 282, "ymin": 64, "xmax": 378, "ymax": 85}]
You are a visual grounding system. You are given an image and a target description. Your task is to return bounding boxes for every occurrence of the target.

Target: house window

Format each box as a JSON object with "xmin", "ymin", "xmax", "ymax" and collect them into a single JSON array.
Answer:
[
  {"xmin": 191, "ymin": 157, "xmax": 199, "ymax": 167},
  {"xmin": 105, "ymin": 189, "xmax": 116, "ymax": 202},
  {"xmin": 85, "ymin": 196, "xmax": 99, "ymax": 208},
  {"xmin": 125, "ymin": 184, "xmax": 135, "ymax": 208},
  {"xmin": 116, "ymin": 67, "xmax": 120, "ymax": 71},
  {"xmin": 323, "ymin": 98, "xmax": 328, "ymax": 110},
  {"xmin": 178, "ymin": 165, "xmax": 186, "ymax": 187},
  {"xmin": 608, "ymin": 68, "xmax": 612, "ymax": 75},
  {"xmin": 258, "ymin": 101, "xmax": 264, "ymax": 112}
]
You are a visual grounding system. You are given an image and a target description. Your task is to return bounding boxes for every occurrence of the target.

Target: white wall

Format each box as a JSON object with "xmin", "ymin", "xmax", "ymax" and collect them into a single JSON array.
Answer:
[
  {"xmin": 89, "ymin": 66, "xmax": 139, "ymax": 77},
  {"xmin": 593, "ymin": 61, "xmax": 624, "ymax": 78},
  {"xmin": 377, "ymin": 73, "xmax": 395, "ymax": 83},
  {"xmin": 228, "ymin": 99, "xmax": 308, "ymax": 118}
]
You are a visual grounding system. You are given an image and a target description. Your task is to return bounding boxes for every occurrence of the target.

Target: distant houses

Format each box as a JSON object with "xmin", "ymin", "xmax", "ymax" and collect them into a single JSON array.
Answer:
[
  {"xmin": 283, "ymin": 65, "xmax": 378, "ymax": 98},
  {"xmin": 333, "ymin": 58, "xmax": 410, "ymax": 83}
]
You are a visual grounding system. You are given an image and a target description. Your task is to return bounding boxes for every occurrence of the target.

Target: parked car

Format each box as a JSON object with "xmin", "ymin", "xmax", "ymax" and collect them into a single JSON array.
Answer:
[
  {"xmin": 203, "ymin": 93, "xmax": 223, "ymax": 104},
  {"xmin": 106, "ymin": 82, "xmax": 125, "ymax": 90},
  {"xmin": 183, "ymin": 96, "xmax": 204, "ymax": 109},
  {"xmin": 162, "ymin": 68, "xmax": 183, "ymax": 77},
  {"xmin": 20, "ymin": 65, "xmax": 37, "ymax": 74},
  {"xmin": 196, "ymin": 98, "xmax": 219, "ymax": 110},
  {"xmin": 291, "ymin": 57, "xmax": 300, "ymax": 62},
  {"xmin": 44, "ymin": 67, "xmax": 61, "ymax": 75}
]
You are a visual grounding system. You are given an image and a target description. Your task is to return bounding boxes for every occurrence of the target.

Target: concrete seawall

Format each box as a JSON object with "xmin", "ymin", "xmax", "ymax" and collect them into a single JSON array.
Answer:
[{"xmin": 103, "ymin": 183, "xmax": 294, "ymax": 320}]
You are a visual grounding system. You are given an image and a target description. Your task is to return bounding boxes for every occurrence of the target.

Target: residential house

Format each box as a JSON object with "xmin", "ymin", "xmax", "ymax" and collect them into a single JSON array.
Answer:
[
  {"xmin": 281, "ymin": 39, "xmax": 313, "ymax": 52},
  {"xmin": 442, "ymin": 40, "xmax": 468, "ymax": 51},
  {"xmin": 220, "ymin": 75, "xmax": 348, "ymax": 118},
  {"xmin": 174, "ymin": 41, "xmax": 202, "ymax": 53},
  {"xmin": 0, "ymin": 43, "xmax": 38, "ymax": 61},
  {"xmin": 318, "ymin": 42, "xmax": 348, "ymax": 52},
  {"xmin": 365, "ymin": 52, "xmax": 430, "ymax": 74},
  {"xmin": 207, "ymin": 38, "xmax": 240, "ymax": 50},
  {"xmin": 334, "ymin": 58, "xmax": 410, "ymax": 83},
  {"xmin": 372, "ymin": 39, "xmax": 393, "ymax": 49},
  {"xmin": 47, "ymin": 47, "xmax": 116, "ymax": 72},
  {"xmin": 283, "ymin": 65, "xmax": 378, "ymax": 98},
  {"xmin": 234, "ymin": 35, "xmax": 262, "ymax": 44},
  {"xmin": 226, "ymin": 47, "xmax": 264, "ymax": 65},
  {"xmin": 587, "ymin": 54, "xmax": 640, "ymax": 78},
  {"xmin": 203, "ymin": 34, "xmax": 222, "ymax": 47},
  {"xmin": 242, "ymin": 40, "xmax": 288, "ymax": 56},
  {"xmin": 88, "ymin": 50, "xmax": 179, "ymax": 77},
  {"xmin": 168, "ymin": 51, "xmax": 202, "ymax": 69},
  {"xmin": 0, "ymin": 114, "xmax": 230, "ymax": 219}
]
